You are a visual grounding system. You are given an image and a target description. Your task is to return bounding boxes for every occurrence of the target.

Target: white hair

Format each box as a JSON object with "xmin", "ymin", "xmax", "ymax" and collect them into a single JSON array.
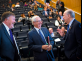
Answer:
[
  {"xmin": 65, "ymin": 9, "xmax": 75, "ymax": 18},
  {"xmin": 32, "ymin": 16, "xmax": 40, "ymax": 25}
]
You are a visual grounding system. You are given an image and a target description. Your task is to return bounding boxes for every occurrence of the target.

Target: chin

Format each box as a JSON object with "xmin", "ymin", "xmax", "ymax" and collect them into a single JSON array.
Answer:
[
  {"xmin": 38, "ymin": 27, "xmax": 41, "ymax": 29},
  {"xmin": 11, "ymin": 26, "xmax": 14, "ymax": 29}
]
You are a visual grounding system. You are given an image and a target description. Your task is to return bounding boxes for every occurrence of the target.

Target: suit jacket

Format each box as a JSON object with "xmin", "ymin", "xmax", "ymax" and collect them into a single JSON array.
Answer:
[
  {"xmin": 63, "ymin": 19, "xmax": 81, "ymax": 60},
  {"xmin": 28, "ymin": 27, "xmax": 54, "ymax": 61},
  {"xmin": 0, "ymin": 24, "xmax": 19, "ymax": 61},
  {"xmin": 42, "ymin": 11, "xmax": 49, "ymax": 16}
]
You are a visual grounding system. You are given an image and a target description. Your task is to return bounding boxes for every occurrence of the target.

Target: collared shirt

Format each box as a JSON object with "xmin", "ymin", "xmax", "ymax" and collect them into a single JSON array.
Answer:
[
  {"xmin": 51, "ymin": 32, "xmax": 55, "ymax": 37},
  {"xmin": 34, "ymin": 27, "xmax": 47, "ymax": 43},
  {"xmin": 2, "ymin": 22, "xmax": 10, "ymax": 35},
  {"xmin": 61, "ymin": 16, "xmax": 63, "ymax": 20},
  {"xmin": 68, "ymin": 18, "xmax": 75, "ymax": 28}
]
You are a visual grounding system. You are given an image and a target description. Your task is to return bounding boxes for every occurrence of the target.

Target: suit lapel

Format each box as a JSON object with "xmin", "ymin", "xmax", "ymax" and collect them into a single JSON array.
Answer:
[
  {"xmin": 33, "ymin": 28, "xmax": 46, "ymax": 44},
  {"xmin": 65, "ymin": 19, "xmax": 76, "ymax": 40},
  {"xmin": 1, "ymin": 24, "xmax": 14, "ymax": 46}
]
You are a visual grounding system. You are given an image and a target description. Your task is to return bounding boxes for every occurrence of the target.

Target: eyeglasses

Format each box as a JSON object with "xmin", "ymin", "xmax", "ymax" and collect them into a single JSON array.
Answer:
[{"xmin": 34, "ymin": 20, "xmax": 42, "ymax": 22}]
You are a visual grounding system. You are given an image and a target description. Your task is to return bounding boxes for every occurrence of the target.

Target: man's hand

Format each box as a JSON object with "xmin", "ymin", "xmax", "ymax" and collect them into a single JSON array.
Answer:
[
  {"xmin": 42, "ymin": 45, "xmax": 52, "ymax": 51},
  {"xmin": 42, "ymin": 45, "xmax": 49, "ymax": 50},
  {"xmin": 57, "ymin": 28, "xmax": 65, "ymax": 37},
  {"xmin": 47, "ymin": 45, "xmax": 52, "ymax": 51}
]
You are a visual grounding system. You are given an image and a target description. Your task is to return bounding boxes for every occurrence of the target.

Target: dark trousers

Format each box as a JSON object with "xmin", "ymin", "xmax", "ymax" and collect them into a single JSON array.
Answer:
[{"xmin": 64, "ymin": 55, "xmax": 80, "ymax": 61}]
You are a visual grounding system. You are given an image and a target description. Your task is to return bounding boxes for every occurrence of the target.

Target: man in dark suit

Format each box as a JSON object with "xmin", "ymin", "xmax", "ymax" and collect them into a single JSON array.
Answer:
[
  {"xmin": 42, "ymin": 8, "xmax": 49, "ymax": 16},
  {"xmin": 57, "ymin": 9, "xmax": 81, "ymax": 61},
  {"xmin": 28, "ymin": 16, "xmax": 55, "ymax": 61},
  {"xmin": 0, "ymin": 12, "xmax": 21, "ymax": 61}
]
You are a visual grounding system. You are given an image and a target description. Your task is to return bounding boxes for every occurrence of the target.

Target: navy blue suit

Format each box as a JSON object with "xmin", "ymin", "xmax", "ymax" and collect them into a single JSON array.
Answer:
[
  {"xmin": 64, "ymin": 19, "xmax": 81, "ymax": 61},
  {"xmin": 28, "ymin": 27, "xmax": 54, "ymax": 61},
  {"xmin": 0, "ymin": 24, "xmax": 19, "ymax": 61}
]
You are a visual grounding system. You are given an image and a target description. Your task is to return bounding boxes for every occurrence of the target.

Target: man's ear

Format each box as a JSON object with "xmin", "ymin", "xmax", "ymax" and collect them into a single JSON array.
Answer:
[
  {"xmin": 32, "ymin": 21, "xmax": 35, "ymax": 25},
  {"xmin": 4, "ymin": 18, "xmax": 9, "ymax": 23},
  {"xmin": 5, "ymin": 18, "xmax": 8, "ymax": 21},
  {"xmin": 68, "ymin": 14, "xmax": 71, "ymax": 18}
]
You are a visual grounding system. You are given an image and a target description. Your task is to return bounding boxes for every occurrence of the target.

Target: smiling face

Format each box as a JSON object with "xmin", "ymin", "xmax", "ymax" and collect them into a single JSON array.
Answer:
[
  {"xmin": 6, "ymin": 15, "xmax": 16, "ymax": 29},
  {"xmin": 33, "ymin": 17, "xmax": 42, "ymax": 29}
]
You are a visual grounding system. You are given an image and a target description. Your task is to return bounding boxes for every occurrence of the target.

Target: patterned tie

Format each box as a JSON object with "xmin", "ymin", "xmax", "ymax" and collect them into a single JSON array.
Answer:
[
  {"xmin": 38, "ymin": 29, "xmax": 46, "ymax": 44},
  {"xmin": 9, "ymin": 29, "xmax": 14, "ymax": 44},
  {"xmin": 67, "ymin": 24, "xmax": 69, "ymax": 33}
]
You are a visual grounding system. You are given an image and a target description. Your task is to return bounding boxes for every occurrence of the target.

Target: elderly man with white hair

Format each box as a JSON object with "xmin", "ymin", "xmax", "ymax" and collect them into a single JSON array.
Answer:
[{"xmin": 28, "ymin": 16, "xmax": 55, "ymax": 61}]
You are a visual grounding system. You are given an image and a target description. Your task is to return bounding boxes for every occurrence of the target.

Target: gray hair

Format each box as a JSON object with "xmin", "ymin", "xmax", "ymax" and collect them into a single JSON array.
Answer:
[
  {"xmin": 32, "ymin": 16, "xmax": 40, "ymax": 25},
  {"xmin": 66, "ymin": 9, "xmax": 75, "ymax": 18}
]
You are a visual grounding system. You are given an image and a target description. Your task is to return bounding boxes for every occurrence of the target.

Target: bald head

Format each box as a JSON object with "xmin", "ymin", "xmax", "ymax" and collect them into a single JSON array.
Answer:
[
  {"xmin": 63, "ymin": 9, "xmax": 75, "ymax": 24},
  {"xmin": 64, "ymin": 9, "xmax": 75, "ymax": 18}
]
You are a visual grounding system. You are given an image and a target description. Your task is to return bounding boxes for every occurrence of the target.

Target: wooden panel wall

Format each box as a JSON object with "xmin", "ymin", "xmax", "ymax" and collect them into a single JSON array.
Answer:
[
  {"xmin": 36, "ymin": 0, "xmax": 81, "ymax": 23},
  {"xmin": 60, "ymin": 0, "xmax": 81, "ymax": 14}
]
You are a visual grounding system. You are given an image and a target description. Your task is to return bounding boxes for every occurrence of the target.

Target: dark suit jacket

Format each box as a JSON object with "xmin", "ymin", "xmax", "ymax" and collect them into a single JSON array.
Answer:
[
  {"xmin": 63, "ymin": 19, "xmax": 81, "ymax": 60},
  {"xmin": 42, "ymin": 11, "xmax": 49, "ymax": 16},
  {"xmin": 0, "ymin": 24, "xmax": 19, "ymax": 61},
  {"xmin": 28, "ymin": 27, "xmax": 54, "ymax": 61}
]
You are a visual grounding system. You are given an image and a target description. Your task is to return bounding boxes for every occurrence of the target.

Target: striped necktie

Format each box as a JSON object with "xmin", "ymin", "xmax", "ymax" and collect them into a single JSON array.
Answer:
[{"xmin": 38, "ymin": 29, "xmax": 46, "ymax": 44}]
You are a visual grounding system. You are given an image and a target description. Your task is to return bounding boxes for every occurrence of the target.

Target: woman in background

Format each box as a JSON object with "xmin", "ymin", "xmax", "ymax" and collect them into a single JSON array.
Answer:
[
  {"xmin": 24, "ymin": 2, "xmax": 28, "ymax": 6},
  {"xmin": 18, "ymin": 13, "xmax": 28, "ymax": 22}
]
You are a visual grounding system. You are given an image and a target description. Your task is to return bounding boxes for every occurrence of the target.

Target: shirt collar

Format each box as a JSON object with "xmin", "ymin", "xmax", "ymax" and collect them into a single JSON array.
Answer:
[
  {"xmin": 69, "ymin": 18, "xmax": 75, "ymax": 28},
  {"xmin": 2, "ymin": 22, "xmax": 9, "ymax": 31},
  {"xmin": 34, "ymin": 27, "xmax": 41, "ymax": 33}
]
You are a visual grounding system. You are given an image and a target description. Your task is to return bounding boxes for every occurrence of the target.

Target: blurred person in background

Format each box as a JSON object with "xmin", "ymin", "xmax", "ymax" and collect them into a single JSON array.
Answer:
[
  {"xmin": 18, "ymin": 13, "xmax": 28, "ymax": 22},
  {"xmin": 15, "ymin": 2, "xmax": 20, "ymax": 7}
]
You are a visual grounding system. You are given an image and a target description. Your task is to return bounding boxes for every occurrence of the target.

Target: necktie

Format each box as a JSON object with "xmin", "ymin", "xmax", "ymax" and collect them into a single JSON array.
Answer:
[
  {"xmin": 67, "ymin": 24, "xmax": 69, "ymax": 33},
  {"xmin": 9, "ymin": 29, "xmax": 14, "ymax": 44},
  {"xmin": 38, "ymin": 29, "xmax": 46, "ymax": 44},
  {"xmin": 9, "ymin": 29, "xmax": 19, "ymax": 59}
]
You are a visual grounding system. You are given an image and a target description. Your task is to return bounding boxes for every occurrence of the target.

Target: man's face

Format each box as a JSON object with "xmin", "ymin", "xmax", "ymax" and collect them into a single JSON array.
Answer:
[
  {"xmin": 49, "ymin": 28, "xmax": 53, "ymax": 34},
  {"xmin": 59, "ymin": 11, "xmax": 62, "ymax": 16},
  {"xmin": 63, "ymin": 12, "xmax": 69, "ymax": 23},
  {"xmin": 33, "ymin": 17, "xmax": 42, "ymax": 29},
  {"xmin": 7, "ymin": 16, "xmax": 16, "ymax": 29}
]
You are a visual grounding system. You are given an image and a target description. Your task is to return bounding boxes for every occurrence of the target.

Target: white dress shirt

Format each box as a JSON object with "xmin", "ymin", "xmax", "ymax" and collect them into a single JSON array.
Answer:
[
  {"xmin": 3, "ymin": 22, "xmax": 10, "ymax": 35},
  {"xmin": 51, "ymin": 32, "xmax": 55, "ymax": 37}
]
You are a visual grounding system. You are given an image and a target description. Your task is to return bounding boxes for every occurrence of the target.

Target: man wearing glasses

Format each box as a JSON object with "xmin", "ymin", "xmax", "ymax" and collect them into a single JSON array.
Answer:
[{"xmin": 28, "ymin": 16, "xmax": 55, "ymax": 61}]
